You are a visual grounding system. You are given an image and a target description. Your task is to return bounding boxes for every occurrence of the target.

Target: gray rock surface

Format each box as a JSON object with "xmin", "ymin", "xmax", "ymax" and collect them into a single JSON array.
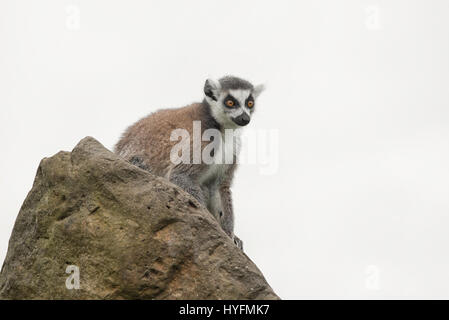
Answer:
[{"xmin": 0, "ymin": 137, "xmax": 278, "ymax": 299}]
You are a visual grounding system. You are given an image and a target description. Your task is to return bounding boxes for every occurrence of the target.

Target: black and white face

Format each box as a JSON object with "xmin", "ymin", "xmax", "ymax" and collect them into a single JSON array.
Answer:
[{"xmin": 204, "ymin": 77, "xmax": 264, "ymax": 129}]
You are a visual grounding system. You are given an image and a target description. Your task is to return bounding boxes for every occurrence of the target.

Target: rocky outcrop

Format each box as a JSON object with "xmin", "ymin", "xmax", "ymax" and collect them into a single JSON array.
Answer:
[{"xmin": 0, "ymin": 137, "xmax": 278, "ymax": 300}]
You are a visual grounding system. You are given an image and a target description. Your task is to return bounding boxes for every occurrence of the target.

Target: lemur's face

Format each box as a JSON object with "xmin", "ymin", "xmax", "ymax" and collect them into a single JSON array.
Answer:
[{"xmin": 204, "ymin": 77, "xmax": 264, "ymax": 129}]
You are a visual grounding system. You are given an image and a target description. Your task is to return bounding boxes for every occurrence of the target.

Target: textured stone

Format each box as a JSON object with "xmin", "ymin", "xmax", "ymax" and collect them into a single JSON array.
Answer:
[{"xmin": 0, "ymin": 137, "xmax": 278, "ymax": 300}]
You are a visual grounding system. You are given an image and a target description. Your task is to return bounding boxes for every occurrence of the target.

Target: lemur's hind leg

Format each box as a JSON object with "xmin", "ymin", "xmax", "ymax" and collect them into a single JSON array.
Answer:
[
  {"xmin": 170, "ymin": 173, "xmax": 207, "ymax": 207},
  {"xmin": 219, "ymin": 185, "xmax": 244, "ymax": 251},
  {"xmin": 206, "ymin": 185, "xmax": 223, "ymax": 222}
]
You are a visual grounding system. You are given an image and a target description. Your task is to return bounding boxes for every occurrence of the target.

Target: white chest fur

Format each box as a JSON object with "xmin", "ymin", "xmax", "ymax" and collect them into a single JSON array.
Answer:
[{"xmin": 199, "ymin": 129, "xmax": 241, "ymax": 185}]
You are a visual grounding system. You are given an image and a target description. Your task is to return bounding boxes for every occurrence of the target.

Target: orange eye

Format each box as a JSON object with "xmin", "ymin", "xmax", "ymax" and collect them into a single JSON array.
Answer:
[
  {"xmin": 225, "ymin": 100, "xmax": 235, "ymax": 107},
  {"xmin": 247, "ymin": 100, "xmax": 254, "ymax": 108}
]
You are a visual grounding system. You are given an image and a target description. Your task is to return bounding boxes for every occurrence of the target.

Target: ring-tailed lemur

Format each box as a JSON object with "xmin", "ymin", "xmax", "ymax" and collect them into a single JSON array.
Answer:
[{"xmin": 114, "ymin": 76, "xmax": 264, "ymax": 250}]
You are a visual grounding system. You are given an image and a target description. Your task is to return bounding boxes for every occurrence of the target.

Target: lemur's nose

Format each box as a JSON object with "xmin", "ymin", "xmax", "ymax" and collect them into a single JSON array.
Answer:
[{"xmin": 232, "ymin": 113, "xmax": 250, "ymax": 126}]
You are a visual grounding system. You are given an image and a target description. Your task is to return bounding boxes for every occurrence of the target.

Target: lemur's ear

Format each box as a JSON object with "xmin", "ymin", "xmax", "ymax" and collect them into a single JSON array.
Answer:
[
  {"xmin": 253, "ymin": 84, "xmax": 265, "ymax": 98},
  {"xmin": 204, "ymin": 79, "xmax": 221, "ymax": 101}
]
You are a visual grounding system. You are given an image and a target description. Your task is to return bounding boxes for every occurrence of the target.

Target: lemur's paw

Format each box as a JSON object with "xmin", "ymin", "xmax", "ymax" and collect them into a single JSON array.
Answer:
[{"xmin": 233, "ymin": 235, "xmax": 244, "ymax": 251}]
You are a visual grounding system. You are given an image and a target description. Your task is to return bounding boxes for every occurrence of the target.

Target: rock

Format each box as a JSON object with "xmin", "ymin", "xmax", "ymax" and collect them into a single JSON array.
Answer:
[{"xmin": 0, "ymin": 137, "xmax": 278, "ymax": 300}]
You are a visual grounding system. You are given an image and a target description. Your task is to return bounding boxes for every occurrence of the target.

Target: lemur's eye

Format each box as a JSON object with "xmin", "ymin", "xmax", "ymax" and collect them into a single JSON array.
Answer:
[
  {"xmin": 247, "ymin": 100, "xmax": 254, "ymax": 108},
  {"xmin": 225, "ymin": 99, "xmax": 235, "ymax": 107}
]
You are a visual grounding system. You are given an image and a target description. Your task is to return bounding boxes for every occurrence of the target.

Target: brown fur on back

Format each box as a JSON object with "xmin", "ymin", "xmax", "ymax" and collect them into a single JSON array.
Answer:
[{"xmin": 114, "ymin": 101, "xmax": 223, "ymax": 179}]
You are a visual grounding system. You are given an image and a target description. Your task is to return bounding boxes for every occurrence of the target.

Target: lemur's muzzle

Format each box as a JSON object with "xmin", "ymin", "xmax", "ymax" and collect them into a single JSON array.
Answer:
[{"xmin": 232, "ymin": 113, "xmax": 250, "ymax": 126}]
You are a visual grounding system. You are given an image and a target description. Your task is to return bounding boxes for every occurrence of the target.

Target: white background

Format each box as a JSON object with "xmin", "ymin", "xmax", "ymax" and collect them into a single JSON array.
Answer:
[{"xmin": 1, "ymin": 0, "xmax": 449, "ymax": 299}]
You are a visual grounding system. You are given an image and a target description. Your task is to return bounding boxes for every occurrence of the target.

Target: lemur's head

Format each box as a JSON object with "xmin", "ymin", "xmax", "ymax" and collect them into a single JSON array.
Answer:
[{"xmin": 204, "ymin": 76, "xmax": 265, "ymax": 129}]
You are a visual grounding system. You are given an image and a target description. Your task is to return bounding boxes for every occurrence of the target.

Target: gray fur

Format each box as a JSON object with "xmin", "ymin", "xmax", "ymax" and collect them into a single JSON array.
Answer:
[
  {"xmin": 170, "ymin": 173, "xmax": 206, "ymax": 206},
  {"xmin": 218, "ymin": 75, "xmax": 254, "ymax": 91}
]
